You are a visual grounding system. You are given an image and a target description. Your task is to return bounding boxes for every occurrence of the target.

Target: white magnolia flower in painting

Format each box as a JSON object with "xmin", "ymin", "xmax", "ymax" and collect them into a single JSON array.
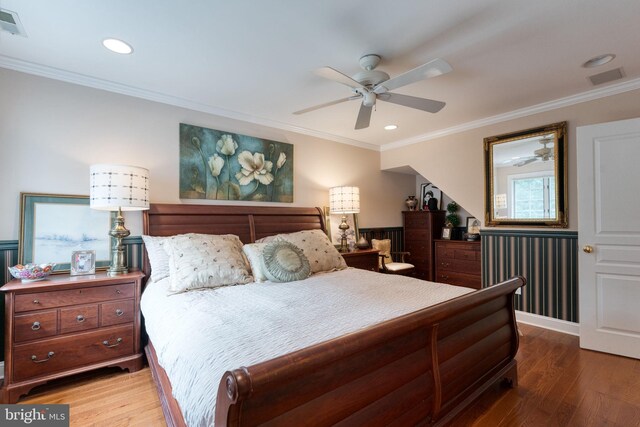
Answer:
[
  {"xmin": 235, "ymin": 151, "xmax": 274, "ymax": 186},
  {"xmin": 208, "ymin": 154, "xmax": 224, "ymax": 177},
  {"xmin": 216, "ymin": 134, "xmax": 238, "ymax": 156},
  {"xmin": 276, "ymin": 152, "xmax": 286, "ymax": 169}
]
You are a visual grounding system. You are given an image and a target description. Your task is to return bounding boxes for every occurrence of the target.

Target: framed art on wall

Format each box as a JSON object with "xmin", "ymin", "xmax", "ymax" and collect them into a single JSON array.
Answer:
[
  {"xmin": 179, "ymin": 123, "xmax": 294, "ymax": 203},
  {"xmin": 467, "ymin": 217, "xmax": 481, "ymax": 234},
  {"xmin": 323, "ymin": 206, "xmax": 360, "ymax": 249},
  {"xmin": 420, "ymin": 183, "xmax": 442, "ymax": 211},
  {"xmin": 19, "ymin": 193, "xmax": 112, "ymax": 273}
]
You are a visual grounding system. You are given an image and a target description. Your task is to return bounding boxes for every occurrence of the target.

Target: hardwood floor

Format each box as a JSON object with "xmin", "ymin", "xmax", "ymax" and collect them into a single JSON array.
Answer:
[{"xmin": 14, "ymin": 323, "xmax": 640, "ymax": 426}]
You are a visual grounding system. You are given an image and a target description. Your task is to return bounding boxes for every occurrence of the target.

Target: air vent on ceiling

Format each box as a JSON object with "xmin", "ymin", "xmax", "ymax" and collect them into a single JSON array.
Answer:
[
  {"xmin": 588, "ymin": 67, "xmax": 625, "ymax": 86},
  {"xmin": 0, "ymin": 8, "xmax": 27, "ymax": 37}
]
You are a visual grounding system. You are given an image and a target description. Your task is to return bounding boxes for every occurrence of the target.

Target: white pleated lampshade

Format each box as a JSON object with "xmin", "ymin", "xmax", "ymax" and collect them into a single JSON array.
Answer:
[
  {"xmin": 329, "ymin": 186, "xmax": 360, "ymax": 214},
  {"xmin": 90, "ymin": 164, "xmax": 150, "ymax": 211}
]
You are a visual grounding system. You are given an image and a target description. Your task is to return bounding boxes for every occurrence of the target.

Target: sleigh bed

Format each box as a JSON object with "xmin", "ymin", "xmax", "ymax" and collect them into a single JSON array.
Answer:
[{"xmin": 141, "ymin": 203, "xmax": 524, "ymax": 426}]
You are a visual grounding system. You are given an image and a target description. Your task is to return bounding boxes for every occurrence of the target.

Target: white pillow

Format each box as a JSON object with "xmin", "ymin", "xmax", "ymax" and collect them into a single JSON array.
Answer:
[
  {"xmin": 142, "ymin": 235, "xmax": 171, "ymax": 282},
  {"xmin": 271, "ymin": 229, "xmax": 347, "ymax": 274},
  {"xmin": 242, "ymin": 243, "xmax": 268, "ymax": 282},
  {"xmin": 163, "ymin": 233, "xmax": 253, "ymax": 294}
]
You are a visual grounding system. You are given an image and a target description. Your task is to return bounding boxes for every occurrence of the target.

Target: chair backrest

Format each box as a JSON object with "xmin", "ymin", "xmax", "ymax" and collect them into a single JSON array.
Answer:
[{"xmin": 371, "ymin": 239, "xmax": 392, "ymax": 269}]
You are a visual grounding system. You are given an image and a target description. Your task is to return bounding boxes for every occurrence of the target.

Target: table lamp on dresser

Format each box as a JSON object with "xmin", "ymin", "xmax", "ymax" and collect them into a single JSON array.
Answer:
[
  {"xmin": 329, "ymin": 186, "xmax": 360, "ymax": 252},
  {"xmin": 90, "ymin": 164, "xmax": 149, "ymax": 276}
]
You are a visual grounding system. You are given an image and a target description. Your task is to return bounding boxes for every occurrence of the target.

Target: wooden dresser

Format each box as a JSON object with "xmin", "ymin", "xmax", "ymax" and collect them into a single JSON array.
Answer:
[
  {"xmin": 341, "ymin": 249, "xmax": 379, "ymax": 272},
  {"xmin": 0, "ymin": 271, "xmax": 144, "ymax": 403},
  {"xmin": 403, "ymin": 210, "xmax": 445, "ymax": 281},
  {"xmin": 434, "ymin": 240, "xmax": 482, "ymax": 289}
]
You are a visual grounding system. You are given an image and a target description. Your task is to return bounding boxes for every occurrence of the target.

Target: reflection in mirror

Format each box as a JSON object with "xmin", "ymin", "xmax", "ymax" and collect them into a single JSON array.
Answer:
[{"xmin": 484, "ymin": 122, "xmax": 567, "ymax": 227}]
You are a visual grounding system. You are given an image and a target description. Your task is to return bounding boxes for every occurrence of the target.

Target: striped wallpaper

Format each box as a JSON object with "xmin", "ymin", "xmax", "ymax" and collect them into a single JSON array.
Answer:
[{"xmin": 481, "ymin": 229, "xmax": 579, "ymax": 323}]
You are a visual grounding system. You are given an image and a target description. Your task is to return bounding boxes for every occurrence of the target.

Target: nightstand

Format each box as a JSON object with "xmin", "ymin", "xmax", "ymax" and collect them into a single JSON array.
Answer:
[
  {"xmin": 341, "ymin": 249, "xmax": 380, "ymax": 272},
  {"xmin": 0, "ymin": 271, "xmax": 144, "ymax": 403}
]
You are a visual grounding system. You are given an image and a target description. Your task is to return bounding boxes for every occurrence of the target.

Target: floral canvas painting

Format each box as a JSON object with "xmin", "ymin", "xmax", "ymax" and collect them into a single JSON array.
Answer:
[{"xmin": 179, "ymin": 124, "xmax": 293, "ymax": 202}]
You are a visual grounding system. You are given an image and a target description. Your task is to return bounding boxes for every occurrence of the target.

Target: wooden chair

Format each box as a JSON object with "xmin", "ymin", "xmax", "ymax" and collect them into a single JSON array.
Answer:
[{"xmin": 371, "ymin": 239, "xmax": 415, "ymax": 276}]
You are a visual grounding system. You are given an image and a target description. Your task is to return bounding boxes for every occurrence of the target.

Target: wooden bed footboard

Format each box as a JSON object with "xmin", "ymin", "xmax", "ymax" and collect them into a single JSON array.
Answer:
[{"xmin": 215, "ymin": 276, "xmax": 525, "ymax": 426}]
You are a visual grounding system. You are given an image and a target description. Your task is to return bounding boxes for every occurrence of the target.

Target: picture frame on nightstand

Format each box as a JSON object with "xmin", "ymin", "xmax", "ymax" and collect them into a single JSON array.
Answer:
[{"xmin": 70, "ymin": 250, "xmax": 96, "ymax": 276}]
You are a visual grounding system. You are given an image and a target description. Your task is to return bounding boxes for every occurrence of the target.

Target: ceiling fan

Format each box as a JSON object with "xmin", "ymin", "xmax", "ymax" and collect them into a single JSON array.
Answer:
[
  {"xmin": 293, "ymin": 54, "xmax": 452, "ymax": 130},
  {"xmin": 514, "ymin": 137, "xmax": 554, "ymax": 167}
]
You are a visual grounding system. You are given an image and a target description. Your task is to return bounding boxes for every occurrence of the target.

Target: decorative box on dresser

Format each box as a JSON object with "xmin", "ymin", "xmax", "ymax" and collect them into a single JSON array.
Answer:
[
  {"xmin": 403, "ymin": 210, "xmax": 445, "ymax": 281},
  {"xmin": 434, "ymin": 240, "xmax": 482, "ymax": 289},
  {"xmin": 0, "ymin": 271, "xmax": 144, "ymax": 403},
  {"xmin": 341, "ymin": 249, "xmax": 379, "ymax": 272}
]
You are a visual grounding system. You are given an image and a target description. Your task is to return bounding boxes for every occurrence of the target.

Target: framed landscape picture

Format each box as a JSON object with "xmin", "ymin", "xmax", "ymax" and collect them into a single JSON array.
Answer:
[{"xmin": 19, "ymin": 193, "xmax": 112, "ymax": 273}]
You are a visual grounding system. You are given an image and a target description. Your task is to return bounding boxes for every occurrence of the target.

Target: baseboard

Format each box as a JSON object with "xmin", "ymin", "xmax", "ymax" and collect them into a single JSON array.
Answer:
[{"xmin": 515, "ymin": 310, "xmax": 580, "ymax": 336}]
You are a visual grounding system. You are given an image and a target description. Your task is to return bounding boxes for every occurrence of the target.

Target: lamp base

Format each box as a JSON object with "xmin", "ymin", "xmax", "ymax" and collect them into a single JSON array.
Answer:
[
  {"xmin": 108, "ymin": 207, "xmax": 130, "ymax": 276},
  {"xmin": 338, "ymin": 215, "xmax": 350, "ymax": 253}
]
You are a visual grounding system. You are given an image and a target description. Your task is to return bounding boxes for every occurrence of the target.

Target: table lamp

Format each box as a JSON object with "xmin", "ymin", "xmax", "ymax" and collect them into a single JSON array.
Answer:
[
  {"xmin": 90, "ymin": 164, "xmax": 149, "ymax": 276},
  {"xmin": 329, "ymin": 186, "xmax": 360, "ymax": 252}
]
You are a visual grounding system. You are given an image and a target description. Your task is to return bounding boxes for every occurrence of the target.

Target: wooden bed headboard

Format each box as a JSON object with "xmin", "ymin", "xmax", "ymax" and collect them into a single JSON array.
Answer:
[
  {"xmin": 142, "ymin": 203, "xmax": 326, "ymax": 275},
  {"xmin": 143, "ymin": 203, "xmax": 326, "ymax": 241}
]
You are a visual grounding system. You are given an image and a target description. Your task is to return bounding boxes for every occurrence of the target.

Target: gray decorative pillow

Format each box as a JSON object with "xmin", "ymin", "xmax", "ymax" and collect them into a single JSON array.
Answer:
[{"xmin": 262, "ymin": 241, "xmax": 311, "ymax": 283}]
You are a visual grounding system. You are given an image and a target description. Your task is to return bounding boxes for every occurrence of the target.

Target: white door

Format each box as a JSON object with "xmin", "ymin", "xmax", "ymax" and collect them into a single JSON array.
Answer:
[{"xmin": 577, "ymin": 117, "xmax": 640, "ymax": 359}]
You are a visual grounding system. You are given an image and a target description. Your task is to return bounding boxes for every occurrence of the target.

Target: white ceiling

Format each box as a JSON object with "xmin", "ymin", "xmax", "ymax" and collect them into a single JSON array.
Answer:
[{"xmin": 1, "ymin": 0, "xmax": 639, "ymax": 150}]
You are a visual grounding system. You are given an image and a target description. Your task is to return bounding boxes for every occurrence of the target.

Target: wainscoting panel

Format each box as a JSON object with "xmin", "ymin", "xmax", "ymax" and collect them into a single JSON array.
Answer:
[
  {"xmin": 0, "ymin": 238, "xmax": 144, "ymax": 362},
  {"xmin": 482, "ymin": 229, "xmax": 579, "ymax": 323},
  {"xmin": 359, "ymin": 227, "xmax": 404, "ymax": 261}
]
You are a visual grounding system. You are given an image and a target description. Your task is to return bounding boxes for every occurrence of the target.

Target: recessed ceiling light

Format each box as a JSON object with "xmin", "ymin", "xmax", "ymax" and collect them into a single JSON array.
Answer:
[
  {"xmin": 102, "ymin": 38, "xmax": 133, "ymax": 54},
  {"xmin": 384, "ymin": 124, "xmax": 398, "ymax": 130},
  {"xmin": 582, "ymin": 54, "xmax": 615, "ymax": 68}
]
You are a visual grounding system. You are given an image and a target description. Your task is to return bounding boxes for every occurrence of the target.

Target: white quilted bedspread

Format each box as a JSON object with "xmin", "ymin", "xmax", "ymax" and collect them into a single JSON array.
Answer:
[{"xmin": 141, "ymin": 268, "xmax": 473, "ymax": 427}]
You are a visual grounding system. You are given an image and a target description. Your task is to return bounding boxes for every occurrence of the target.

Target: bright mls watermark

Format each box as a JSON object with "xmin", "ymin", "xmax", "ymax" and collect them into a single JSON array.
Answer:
[{"xmin": 0, "ymin": 405, "xmax": 69, "ymax": 426}]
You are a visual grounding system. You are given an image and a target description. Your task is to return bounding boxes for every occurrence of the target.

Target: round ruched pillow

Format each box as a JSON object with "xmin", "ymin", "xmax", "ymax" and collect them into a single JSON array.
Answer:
[{"xmin": 261, "ymin": 241, "xmax": 311, "ymax": 282}]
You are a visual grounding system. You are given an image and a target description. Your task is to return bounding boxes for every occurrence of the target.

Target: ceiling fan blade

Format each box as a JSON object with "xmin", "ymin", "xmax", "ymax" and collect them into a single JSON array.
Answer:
[
  {"xmin": 379, "ymin": 92, "xmax": 446, "ymax": 113},
  {"xmin": 373, "ymin": 58, "xmax": 452, "ymax": 94},
  {"xmin": 515, "ymin": 158, "xmax": 537, "ymax": 167},
  {"xmin": 315, "ymin": 66, "xmax": 365, "ymax": 89},
  {"xmin": 355, "ymin": 103, "xmax": 372, "ymax": 130},
  {"xmin": 293, "ymin": 96, "xmax": 359, "ymax": 115}
]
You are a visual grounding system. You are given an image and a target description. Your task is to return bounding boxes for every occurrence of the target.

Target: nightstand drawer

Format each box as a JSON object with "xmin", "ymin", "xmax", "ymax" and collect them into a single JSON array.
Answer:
[
  {"xmin": 13, "ymin": 324, "xmax": 134, "ymax": 382},
  {"xmin": 60, "ymin": 304, "xmax": 99, "ymax": 334},
  {"xmin": 101, "ymin": 299, "xmax": 134, "ymax": 326},
  {"xmin": 14, "ymin": 283, "xmax": 135, "ymax": 312},
  {"xmin": 14, "ymin": 311, "xmax": 58, "ymax": 343}
]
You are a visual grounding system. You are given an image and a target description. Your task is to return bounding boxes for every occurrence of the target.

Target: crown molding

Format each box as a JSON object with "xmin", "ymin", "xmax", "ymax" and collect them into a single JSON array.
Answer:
[
  {"xmin": 0, "ymin": 55, "xmax": 379, "ymax": 151},
  {"xmin": 3, "ymin": 55, "xmax": 640, "ymax": 155},
  {"xmin": 381, "ymin": 76, "xmax": 640, "ymax": 151}
]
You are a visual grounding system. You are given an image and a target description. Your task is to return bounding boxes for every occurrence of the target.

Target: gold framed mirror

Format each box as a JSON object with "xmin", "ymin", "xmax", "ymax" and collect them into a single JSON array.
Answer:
[{"xmin": 484, "ymin": 121, "xmax": 568, "ymax": 227}]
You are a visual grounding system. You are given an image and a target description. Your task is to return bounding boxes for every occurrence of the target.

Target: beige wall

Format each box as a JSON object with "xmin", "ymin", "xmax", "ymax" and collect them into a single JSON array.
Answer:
[
  {"xmin": 382, "ymin": 89, "xmax": 640, "ymax": 230},
  {"xmin": 0, "ymin": 68, "xmax": 415, "ymax": 240}
]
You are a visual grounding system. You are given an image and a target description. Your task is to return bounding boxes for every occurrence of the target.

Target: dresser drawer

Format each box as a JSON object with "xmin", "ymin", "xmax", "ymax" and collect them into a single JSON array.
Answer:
[
  {"xmin": 436, "ymin": 246, "xmax": 480, "ymax": 261},
  {"xmin": 13, "ymin": 324, "xmax": 134, "ymax": 382},
  {"xmin": 14, "ymin": 311, "xmax": 58, "ymax": 343},
  {"xmin": 14, "ymin": 283, "xmax": 135, "ymax": 313},
  {"xmin": 60, "ymin": 304, "xmax": 99, "ymax": 334},
  {"xmin": 435, "ymin": 270, "xmax": 482, "ymax": 289},
  {"xmin": 101, "ymin": 299, "xmax": 134, "ymax": 327},
  {"xmin": 437, "ymin": 258, "xmax": 481, "ymax": 275}
]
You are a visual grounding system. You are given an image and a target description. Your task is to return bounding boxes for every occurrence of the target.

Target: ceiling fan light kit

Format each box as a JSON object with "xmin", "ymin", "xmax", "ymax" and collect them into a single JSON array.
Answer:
[{"xmin": 294, "ymin": 54, "xmax": 452, "ymax": 130}]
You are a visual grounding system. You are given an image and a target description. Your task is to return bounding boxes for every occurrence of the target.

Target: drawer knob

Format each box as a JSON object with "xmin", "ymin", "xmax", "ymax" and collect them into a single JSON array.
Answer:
[
  {"xmin": 115, "ymin": 309, "xmax": 124, "ymax": 317},
  {"xmin": 116, "ymin": 290, "xmax": 122, "ymax": 294},
  {"xmin": 441, "ymin": 262, "xmax": 450, "ymax": 267},
  {"xmin": 441, "ymin": 275, "xmax": 449, "ymax": 280},
  {"xmin": 31, "ymin": 351, "xmax": 55, "ymax": 363},
  {"xmin": 31, "ymin": 321, "xmax": 41, "ymax": 331},
  {"xmin": 33, "ymin": 299, "xmax": 40, "ymax": 305},
  {"xmin": 103, "ymin": 337, "xmax": 123, "ymax": 348},
  {"xmin": 76, "ymin": 315, "xmax": 85, "ymax": 323}
]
